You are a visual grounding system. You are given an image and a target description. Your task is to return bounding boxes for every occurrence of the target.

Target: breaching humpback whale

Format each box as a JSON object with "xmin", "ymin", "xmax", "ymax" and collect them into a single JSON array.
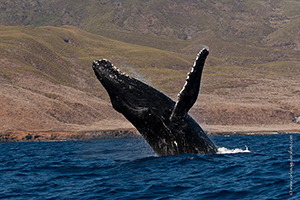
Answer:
[{"xmin": 93, "ymin": 48, "xmax": 217, "ymax": 156}]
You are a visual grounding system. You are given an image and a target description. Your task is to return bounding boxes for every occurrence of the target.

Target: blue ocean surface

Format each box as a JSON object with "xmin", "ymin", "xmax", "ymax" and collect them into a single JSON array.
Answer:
[{"xmin": 1, "ymin": 134, "xmax": 299, "ymax": 200}]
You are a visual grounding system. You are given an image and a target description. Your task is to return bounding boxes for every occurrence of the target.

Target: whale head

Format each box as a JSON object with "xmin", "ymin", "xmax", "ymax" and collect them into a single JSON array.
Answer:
[{"xmin": 92, "ymin": 59, "xmax": 174, "ymax": 120}]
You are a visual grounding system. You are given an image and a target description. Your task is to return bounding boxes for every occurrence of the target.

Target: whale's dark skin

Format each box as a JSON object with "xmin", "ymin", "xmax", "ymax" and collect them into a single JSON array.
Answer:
[{"xmin": 92, "ymin": 48, "xmax": 217, "ymax": 156}]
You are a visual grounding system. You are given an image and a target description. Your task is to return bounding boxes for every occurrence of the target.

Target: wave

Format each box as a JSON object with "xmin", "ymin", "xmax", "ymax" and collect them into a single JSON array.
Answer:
[{"xmin": 217, "ymin": 145, "xmax": 250, "ymax": 154}]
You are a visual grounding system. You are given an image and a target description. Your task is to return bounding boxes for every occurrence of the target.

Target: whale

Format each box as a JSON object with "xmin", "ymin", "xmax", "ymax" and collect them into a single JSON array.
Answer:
[{"xmin": 92, "ymin": 48, "xmax": 217, "ymax": 156}]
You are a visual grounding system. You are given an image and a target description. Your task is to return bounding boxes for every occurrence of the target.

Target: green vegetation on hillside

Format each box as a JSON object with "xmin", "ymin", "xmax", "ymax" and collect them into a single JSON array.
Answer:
[
  {"xmin": 0, "ymin": 26, "xmax": 194, "ymax": 94},
  {"xmin": 0, "ymin": 0, "xmax": 299, "ymax": 94},
  {"xmin": 1, "ymin": 0, "xmax": 300, "ymax": 50}
]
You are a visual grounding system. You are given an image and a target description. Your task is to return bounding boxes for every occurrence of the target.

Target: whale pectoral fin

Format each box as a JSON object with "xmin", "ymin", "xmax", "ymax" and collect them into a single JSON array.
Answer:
[{"xmin": 170, "ymin": 48, "xmax": 209, "ymax": 122}]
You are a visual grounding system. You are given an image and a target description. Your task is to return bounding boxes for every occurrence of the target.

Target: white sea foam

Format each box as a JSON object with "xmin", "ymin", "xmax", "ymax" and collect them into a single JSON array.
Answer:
[{"xmin": 217, "ymin": 145, "xmax": 250, "ymax": 154}]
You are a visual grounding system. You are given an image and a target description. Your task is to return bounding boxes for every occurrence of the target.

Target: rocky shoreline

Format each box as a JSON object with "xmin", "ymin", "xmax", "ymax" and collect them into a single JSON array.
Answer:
[
  {"xmin": 207, "ymin": 130, "xmax": 300, "ymax": 136},
  {"xmin": 1, "ymin": 128, "xmax": 299, "ymax": 143},
  {"xmin": 0, "ymin": 129, "xmax": 141, "ymax": 143}
]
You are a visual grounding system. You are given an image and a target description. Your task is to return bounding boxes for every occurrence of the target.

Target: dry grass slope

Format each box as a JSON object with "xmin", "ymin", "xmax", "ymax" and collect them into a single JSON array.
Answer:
[{"xmin": 1, "ymin": 0, "xmax": 300, "ymax": 134}]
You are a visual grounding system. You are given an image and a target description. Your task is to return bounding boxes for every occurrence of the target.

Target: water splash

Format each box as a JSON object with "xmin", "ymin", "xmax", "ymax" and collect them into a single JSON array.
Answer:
[
  {"xmin": 217, "ymin": 145, "xmax": 250, "ymax": 154},
  {"xmin": 119, "ymin": 63, "xmax": 152, "ymax": 85}
]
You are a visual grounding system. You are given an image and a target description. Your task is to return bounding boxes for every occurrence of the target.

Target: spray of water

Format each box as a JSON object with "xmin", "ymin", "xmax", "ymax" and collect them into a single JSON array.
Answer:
[
  {"xmin": 202, "ymin": 45, "xmax": 209, "ymax": 51},
  {"xmin": 217, "ymin": 145, "xmax": 250, "ymax": 154}
]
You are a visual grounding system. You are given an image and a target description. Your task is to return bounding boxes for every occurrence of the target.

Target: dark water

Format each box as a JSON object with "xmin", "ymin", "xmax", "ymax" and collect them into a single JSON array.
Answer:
[{"xmin": 1, "ymin": 134, "xmax": 299, "ymax": 200}]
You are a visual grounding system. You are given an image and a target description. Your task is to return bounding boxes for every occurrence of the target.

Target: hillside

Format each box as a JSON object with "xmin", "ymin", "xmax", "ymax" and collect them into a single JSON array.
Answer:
[
  {"xmin": 1, "ymin": 0, "xmax": 300, "ymax": 51},
  {"xmin": 1, "ymin": 1, "xmax": 300, "ymax": 80},
  {"xmin": 1, "ymin": 25, "xmax": 299, "ymax": 135},
  {"xmin": 1, "ymin": 0, "xmax": 300, "ymax": 135},
  {"xmin": 0, "ymin": 25, "xmax": 195, "ymax": 132}
]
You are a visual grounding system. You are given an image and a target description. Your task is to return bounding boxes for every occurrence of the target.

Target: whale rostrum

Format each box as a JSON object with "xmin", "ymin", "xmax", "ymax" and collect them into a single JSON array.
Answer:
[{"xmin": 93, "ymin": 48, "xmax": 217, "ymax": 156}]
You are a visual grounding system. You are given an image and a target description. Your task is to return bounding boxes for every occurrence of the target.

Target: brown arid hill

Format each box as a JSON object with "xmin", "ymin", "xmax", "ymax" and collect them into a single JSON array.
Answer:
[
  {"xmin": 1, "ymin": 0, "xmax": 300, "ymax": 52},
  {"xmin": 1, "ymin": 20, "xmax": 300, "ymax": 141}
]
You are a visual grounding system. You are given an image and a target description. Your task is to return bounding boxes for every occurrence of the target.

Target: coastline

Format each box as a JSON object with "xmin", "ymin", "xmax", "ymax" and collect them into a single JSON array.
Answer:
[
  {"xmin": 1, "ymin": 127, "xmax": 299, "ymax": 143},
  {"xmin": 0, "ymin": 129, "xmax": 141, "ymax": 143},
  {"xmin": 203, "ymin": 124, "xmax": 300, "ymax": 136},
  {"xmin": 208, "ymin": 130, "xmax": 300, "ymax": 136}
]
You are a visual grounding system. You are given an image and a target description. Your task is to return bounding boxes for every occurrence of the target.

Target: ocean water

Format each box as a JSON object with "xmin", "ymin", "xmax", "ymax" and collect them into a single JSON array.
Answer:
[{"xmin": 0, "ymin": 134, "xmax": 299, "ymax": 200}]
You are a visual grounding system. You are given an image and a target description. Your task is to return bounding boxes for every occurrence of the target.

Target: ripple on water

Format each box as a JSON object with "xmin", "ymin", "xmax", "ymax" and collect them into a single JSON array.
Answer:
[{"xmin": 0, "ymin": 135, "xmax": 299, "ymax": 199}]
